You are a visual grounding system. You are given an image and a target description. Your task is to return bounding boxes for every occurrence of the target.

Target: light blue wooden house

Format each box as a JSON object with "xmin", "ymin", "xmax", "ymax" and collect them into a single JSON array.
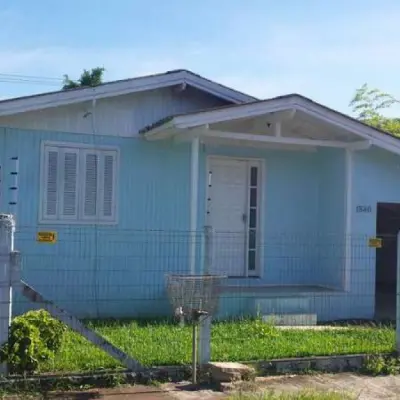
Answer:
[{"xmin": 0, "ymin": 70, "xmax": 399, "ymax": 322}]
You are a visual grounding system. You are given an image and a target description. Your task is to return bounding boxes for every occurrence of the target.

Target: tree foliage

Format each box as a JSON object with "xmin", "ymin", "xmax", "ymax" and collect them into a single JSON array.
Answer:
[
  {"xmin": 62, "ymin": 67, "xmax": 105, "ymax": 90},
  {"xmin": 350, "ymin": 83, "xmax": 400, "ymax": 136}
]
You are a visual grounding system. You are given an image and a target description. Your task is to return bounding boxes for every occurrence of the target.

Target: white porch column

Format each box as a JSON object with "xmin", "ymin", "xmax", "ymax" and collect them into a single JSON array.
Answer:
[
  {"xmin": 344, "ymin": 149, "xmax": 353, "ymax": 291},
  {"xmin": 189, "ymin": 137, "xmax": 200, "ymax": 275}
]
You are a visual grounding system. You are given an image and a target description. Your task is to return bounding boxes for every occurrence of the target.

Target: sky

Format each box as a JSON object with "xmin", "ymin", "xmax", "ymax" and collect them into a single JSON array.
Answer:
[{"xmin": 0, "ymin": 0, "xmax": 400, "ymax": 116}]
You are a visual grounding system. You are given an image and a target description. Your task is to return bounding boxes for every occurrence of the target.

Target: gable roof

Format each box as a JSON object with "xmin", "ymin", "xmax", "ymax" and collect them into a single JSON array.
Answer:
[
  {"xmin": 0, "ymin": 69, "xmax": 257, "ymax": 117},
  {"xmin": 142, "ymin": 93, "xmax": 400, "ymax": 156}
]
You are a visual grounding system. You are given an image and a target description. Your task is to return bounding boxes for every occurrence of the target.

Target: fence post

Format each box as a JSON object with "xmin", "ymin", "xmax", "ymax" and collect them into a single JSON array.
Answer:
[
  {"xmin": 199, "ymin": 225, "xmax": 213, "ymax": 365},
  {"xmin": 397, "ymin": 232, "xmax": 400, "ymax": 353},
  {"xmin": 203, "ymin": 225, "xmax": 213, "ymax": 275},
  {"xmin": 0, "ymin": 214, "xmax": 15, "ymax": 375}
]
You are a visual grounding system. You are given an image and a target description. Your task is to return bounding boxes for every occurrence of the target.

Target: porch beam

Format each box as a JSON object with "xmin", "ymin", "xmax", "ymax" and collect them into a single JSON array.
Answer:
[
  {"xmin": 203, "ymin": 130, "xmax": 357, "ymax": 148},
  {"xmin": 189, "ymin": 137, "xmax": 200, "ymax": 275},
  {"xmin": 201, "ymin": 136, "xmax": 317, "ymax": 152},
  {"xmin": 175, "ymin": 128, "xmax": 372, "ymax": 150},
  {"xmin": 346, "ymin": 140, "xmax": 372, "ymax": 151}
]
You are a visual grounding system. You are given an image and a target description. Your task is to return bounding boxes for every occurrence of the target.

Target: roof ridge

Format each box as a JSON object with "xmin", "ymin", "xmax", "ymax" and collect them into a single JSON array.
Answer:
[{"xmin": 0, "ymin": 69, "xmax": 257, "ymax": 106}]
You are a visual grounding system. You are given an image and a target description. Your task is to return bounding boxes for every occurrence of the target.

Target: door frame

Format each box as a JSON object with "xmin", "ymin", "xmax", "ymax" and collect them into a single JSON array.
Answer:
[{"xmin": 205, "ymin": 155, "xmax": 265, "ymax": 277}]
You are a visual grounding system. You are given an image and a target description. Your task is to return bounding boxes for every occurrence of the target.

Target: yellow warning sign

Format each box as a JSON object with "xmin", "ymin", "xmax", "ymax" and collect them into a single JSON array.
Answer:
[
  {"xmin": 368, "ymin": 237, "xmax": 382, "ymax": 248},
  {"xmin": 37, "ymin": 231, "xmax": 57, "ymax": 243}
]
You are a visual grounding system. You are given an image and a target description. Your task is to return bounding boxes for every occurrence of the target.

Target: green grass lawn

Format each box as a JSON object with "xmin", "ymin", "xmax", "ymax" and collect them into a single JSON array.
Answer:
[{"xmin": 41, "ymin": 319, "xmax": 395, "ymax": 373}]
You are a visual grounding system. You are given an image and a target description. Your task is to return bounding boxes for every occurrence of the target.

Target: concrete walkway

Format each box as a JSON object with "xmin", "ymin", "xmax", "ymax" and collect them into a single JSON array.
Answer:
[
  {"xmin": 45, "ymin": 385, "xmax": 173, "ymax": 399},
  {"xmin": 253, "ymin": 373, "xmax": 400, "ymax": 399},
  {"xmin": 42, "ymin": 373, "xmax": 400, "ymax": 399}
]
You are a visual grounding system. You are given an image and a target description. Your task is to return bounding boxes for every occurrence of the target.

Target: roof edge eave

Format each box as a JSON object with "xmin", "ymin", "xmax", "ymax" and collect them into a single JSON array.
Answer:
[{"xmin": 0, "ymin": 70, "xmax": 256, "ymax": 118}]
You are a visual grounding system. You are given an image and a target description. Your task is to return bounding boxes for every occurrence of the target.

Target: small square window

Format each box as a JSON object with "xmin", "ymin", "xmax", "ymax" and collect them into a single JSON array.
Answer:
[
  {"xmin": 248, "ymin": 251, "xmax": 256, "ymax": 271},
  {"xmin": 250, "ymin": 188, "xmax": 257, "ymax": 207},
  {"xmin": 250, "ymin": 167, "xmax": 258, "ymax": 186}
]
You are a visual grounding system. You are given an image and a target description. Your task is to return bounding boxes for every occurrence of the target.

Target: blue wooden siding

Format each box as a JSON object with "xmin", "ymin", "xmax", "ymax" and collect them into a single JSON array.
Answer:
[
  {"xmin": 0, "ymin": 127, "xmax": 193, "ymax": 318},
  {"xmin": 315, "ymin": 148, "xmax": 346, "ymax": 289},
  {"xmin": 1, "ymin": 124, "xmax": 397, "ymax": 321},
  {"xmin": 0, "ymin": 86, "xmax": 229, "ymax": 137}
]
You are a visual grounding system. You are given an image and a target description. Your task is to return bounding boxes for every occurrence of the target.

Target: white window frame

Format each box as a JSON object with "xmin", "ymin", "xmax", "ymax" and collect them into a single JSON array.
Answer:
[
  {"xmin": 246, "ymin": 159, "xmax": 263, "ymax": 277},
  {"xmin": 39, "ymin": 141, "xmax": 119, "ymax": 225}
]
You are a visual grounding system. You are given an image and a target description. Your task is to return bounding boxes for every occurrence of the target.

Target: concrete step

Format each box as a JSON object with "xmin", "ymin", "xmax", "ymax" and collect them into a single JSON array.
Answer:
[
  {"xmin": 262, "ymin": 313, "xmax": 317, "ymax": 326},
  {"xmin": 207, "ymin": 362, "xmax": 256, "ymax": 384},
  {"xmin": 255, "ymin": 296, "xmax": 310, "ymax": 315}
]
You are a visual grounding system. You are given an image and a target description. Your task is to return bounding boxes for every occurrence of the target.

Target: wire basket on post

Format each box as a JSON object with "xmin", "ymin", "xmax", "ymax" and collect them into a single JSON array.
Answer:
[
  {"xmin": 166, "ymin": 274, "xmax": 225, "ymax": 321},
  {"xmin": 166, "ymin": 274, "xmax": 226, "ymax": 384}
]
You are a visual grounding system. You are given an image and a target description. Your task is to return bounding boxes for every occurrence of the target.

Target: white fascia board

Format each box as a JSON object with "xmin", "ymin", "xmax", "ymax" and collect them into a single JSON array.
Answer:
[
  {"xmin": 173, "ymin": 98, "xmax": 295, "ymax": 128},
  {"xmin": 0, "ymin": 71, "xmax": 254, "ymax": 117},
  {"xmin": 0, "ymin": 73, "xmax": 187, "ymax": 117},
  {"xmin": 295, "ymin": 98, "xmax": 400, "ymax": 153}
]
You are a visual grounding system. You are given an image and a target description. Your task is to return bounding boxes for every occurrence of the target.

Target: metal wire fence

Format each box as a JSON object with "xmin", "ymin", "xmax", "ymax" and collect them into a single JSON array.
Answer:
[{"xmin": 3, "ymin": 226, "xmax": 399, "ymax": 373}]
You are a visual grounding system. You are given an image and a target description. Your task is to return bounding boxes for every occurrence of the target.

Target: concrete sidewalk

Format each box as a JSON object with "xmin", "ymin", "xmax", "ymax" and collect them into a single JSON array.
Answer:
[
  {"xmin": 45, "ymin": 385, "xmax": 173, "ymax": 399},
  {"xmin": 166, "ymin": 373, "xmax": 400, "ymax": 399},
  {"xmin": 252, "ymin": 373, "xmax": 400, "ymax": 399},
  {"xmin": 41, "ymin": 373, "xmax": 400, "ymax": 399}
]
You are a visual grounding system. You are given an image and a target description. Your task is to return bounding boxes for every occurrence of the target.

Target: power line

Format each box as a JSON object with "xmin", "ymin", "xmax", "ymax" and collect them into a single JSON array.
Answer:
[
  {"xmin": 0, "ymin": 79, "xmax": 60, "ymax": 86},
  {"xmin": 0, "ymin": 80, "xmax": 60, "ymax": 86},
  {"xmin": 0, "ymin": 72, "xmax": 63, "ymax": 87},
  {"xmin": 0, "ymin": 73, "xmax": 63, "ymax": 81}
]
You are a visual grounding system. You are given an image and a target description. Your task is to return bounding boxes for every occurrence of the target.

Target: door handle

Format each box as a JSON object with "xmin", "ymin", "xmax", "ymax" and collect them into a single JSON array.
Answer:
[{"xmin": 242, "ymin": 213, "xmax": 247, "ymax": 223}]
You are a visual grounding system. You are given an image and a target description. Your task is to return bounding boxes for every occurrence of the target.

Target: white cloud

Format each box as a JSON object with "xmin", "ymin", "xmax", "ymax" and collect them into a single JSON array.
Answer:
[
  {"xmin": 0, "ymin": 4, "xmax": 400, "ymax": 115},
  {"xmin": 214, "ymin": 6, "xmax": 400, "ymax": 111}
]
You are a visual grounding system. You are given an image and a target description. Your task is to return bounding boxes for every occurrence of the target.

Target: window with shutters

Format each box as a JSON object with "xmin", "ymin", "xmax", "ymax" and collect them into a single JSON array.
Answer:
[{"xmin": 40, "ymin": 142, "xmax": 118, "ymax": 224}]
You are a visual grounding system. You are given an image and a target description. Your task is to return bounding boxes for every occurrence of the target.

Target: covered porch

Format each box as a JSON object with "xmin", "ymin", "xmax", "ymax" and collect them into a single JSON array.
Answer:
[{"xmin": 142, "ymin": 95, "xmax": 378, "ymax": 320}]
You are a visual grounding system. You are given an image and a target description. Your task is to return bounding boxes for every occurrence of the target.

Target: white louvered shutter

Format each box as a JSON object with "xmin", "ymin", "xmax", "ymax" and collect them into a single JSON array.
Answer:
[
  {"xmin": 43, "ymin": 146, "xmax": 59, "ymax": 219},
  {"xmin": 83, "ymin": 151, "xmax": 99, "ymax": 219},
  {"xmin": 102, "ymin": 152, "xmax": 116, "ymax": 220},
  {"xmin": 60, "ymin": 149, "xmax": 79, "ymax": 219}
]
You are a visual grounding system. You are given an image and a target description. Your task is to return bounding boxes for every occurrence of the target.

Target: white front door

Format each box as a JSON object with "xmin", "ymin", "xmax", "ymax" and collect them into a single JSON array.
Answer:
[{"xmin": 207, "ymin": 157, "xmax": 261, "ymax": 277}]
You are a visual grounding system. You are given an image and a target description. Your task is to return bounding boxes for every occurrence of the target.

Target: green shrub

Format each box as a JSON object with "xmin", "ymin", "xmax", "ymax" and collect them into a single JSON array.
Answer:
[
  {"xmin": 362, "ymin": 355, "xmax": 400, "ymax": 376},
  {"xmin": 21, "ymin": 310, "xmax": 66, "ymax": 353},
  {"xmin": 0, "ymin": 310, "xmax": 66, "ymax": 374}
]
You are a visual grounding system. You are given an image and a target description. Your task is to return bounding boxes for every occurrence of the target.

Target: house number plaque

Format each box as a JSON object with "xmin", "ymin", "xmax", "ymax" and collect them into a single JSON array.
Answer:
[
  {"xmin": 368, "ymin": 238, "xmax": 382, "ymax": 248},
  {"xmin": 356, "ymin": 205, "xmax": 372, "ymax": 213},
  {"xmin": 37, "ymin": 231, "xmax": 57, "ymax": 243}
]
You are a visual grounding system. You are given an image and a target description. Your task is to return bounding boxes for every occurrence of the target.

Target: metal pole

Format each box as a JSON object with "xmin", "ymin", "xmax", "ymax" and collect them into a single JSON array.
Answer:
[
  {"xmin": 396, "ymin": 232, "xmax": 400, "ymax": 353},
  {"xmin": 8, "ymin": 157, "xmax": 18, "ymax": 326},
  {"xmin": 203, "ymin": 225, "xmax": 213, "ymax": 275},
  {"xmin": 0, "ymin": 214, "xmax": 15, "ymax": 375},
  {"xmin": 0, "ymin": 157, "xmax": 20, "ymax": 375},
  {"xmin": 198, "ymin": 226, "xmax": 212, "ymax": 366},
  {"xmin": 192, "ymin": 322, "xmax": 197, "ymax": 384}
]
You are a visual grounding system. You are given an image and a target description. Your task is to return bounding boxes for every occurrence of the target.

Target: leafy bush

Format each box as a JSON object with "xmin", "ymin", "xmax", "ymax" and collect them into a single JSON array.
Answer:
[
  {"xmin": 362, "ymin": 355, "xmax": 400, "ymax": 376},
  {"xmin": 21, "ymin": 310, "xmax": 66, "ymax": 353},
  {"xmin": 0, "ymin": 310, "xmax": 66, "ymax": 374}
]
